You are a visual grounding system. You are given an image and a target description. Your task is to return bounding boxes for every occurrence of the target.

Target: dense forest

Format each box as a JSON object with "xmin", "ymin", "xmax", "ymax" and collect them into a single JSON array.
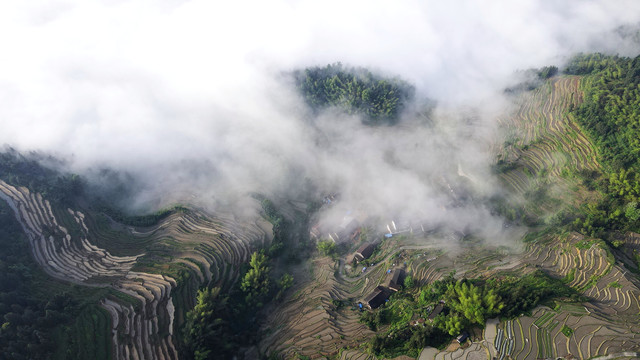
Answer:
[
  {"xmin": 294, "ymin": 63, "xmax": 415, "ymax": 124},
  {"xmin": 565, "ymin": 54, "xmax": 640, "ymax": 237}
]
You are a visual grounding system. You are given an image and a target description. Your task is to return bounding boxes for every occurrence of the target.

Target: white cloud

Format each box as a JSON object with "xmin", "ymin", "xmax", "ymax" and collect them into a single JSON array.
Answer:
[{"xmin": 0, "ymin": 0, "xmax": 638, "ymax": 237}]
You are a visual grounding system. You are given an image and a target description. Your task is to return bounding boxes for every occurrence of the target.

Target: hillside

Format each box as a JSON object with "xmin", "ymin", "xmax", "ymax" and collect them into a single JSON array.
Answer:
[
  {"xmin": 0, "ymin": 173, "xmax": 272, "ymax": 359},
  {"xmin": 254, "ymin": 62, "xmax": 640, "ymax": 359},
  {"xmin": 2, "ymin": 56, "xmax": 640, "ymax": 360}
]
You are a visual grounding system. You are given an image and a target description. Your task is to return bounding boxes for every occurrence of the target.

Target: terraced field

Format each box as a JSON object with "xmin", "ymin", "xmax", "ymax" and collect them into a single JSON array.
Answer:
[
  {"xmin": 497, "ymin": 76, "xmax": 599, "ymax": 194},
  {"xmin": 258, "ymin": 255, "xmax": 382, "ymax": 358},
  {"xmin": 258, "ymin": 230, "xmax": 528, "ymax": 359},
  {"xmin": 0, "ymin": 179, "xmax": 268, "ymax": 360},
  {"xmin": 257, "ymin": 224, "xmax": 640, "ymax": 360},
  {"xmin": 482, "ymin": 232, "xmax": 640, "ymax": 360}
]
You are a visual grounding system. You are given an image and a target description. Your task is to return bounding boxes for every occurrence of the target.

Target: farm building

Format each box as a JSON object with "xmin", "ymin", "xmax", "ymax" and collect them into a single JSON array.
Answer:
[
  {"xmin": 386, "ymin": 269, "xmax": 404, "ymax": 292},
  {"xmin": 363, "ymin": 286, "xmax": 389, "ymax": 309},
  {"xmin": 354, "ymin": 242, "xmax": 376, "ymax": 262}
]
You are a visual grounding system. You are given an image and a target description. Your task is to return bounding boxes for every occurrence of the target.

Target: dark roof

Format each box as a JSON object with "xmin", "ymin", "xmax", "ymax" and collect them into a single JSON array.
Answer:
[
  {"xmin": 391, "ymin": 269, "xmax": 403, "ymax": 283},
  {"xmin": 363, "ymin": 286, "xmax": 388, "ymax": 309},
  {"xmin": 355, "ymin": 243, "xmax": 376, "ymax": 260},
  {"xmin": 457, "ymin": 332, "xmax": 469, "ymax": 343},
  {"xmin": 387, "ymin": 269, "xmax": 404, "ymax": 291},
  {"xmin": 427, "ymin": 304, "xmax": 444, "ymax": 320}
]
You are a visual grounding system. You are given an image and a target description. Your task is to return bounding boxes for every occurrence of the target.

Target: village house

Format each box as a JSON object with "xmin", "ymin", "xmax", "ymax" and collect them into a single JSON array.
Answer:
[
  {"xmin": 354, "ymin": 242, "xmax": 376, "ymax": 262},
  {"xmin": 363, "ymin": 286, "xmax": 388, "ymax": 309},
  {"xmin": 386, "ymin": 269, "xmax": 404, "ymax": 292},
  {"xmin": 427, "ymin": 303, "xmax": 444, "ymax": 321}
]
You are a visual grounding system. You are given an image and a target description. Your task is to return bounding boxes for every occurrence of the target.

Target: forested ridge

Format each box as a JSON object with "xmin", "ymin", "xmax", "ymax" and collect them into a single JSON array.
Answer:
[
  {"xmin": 568, "ymin": 53, "xmax": 640, "ymax": 171},
  {"xmin": 295, "ymin": 63, "xmax": 414, "ymax": 124},
  {"xmin": 565, "ymin": 54, "xmax": 640, "ymax": 237}
]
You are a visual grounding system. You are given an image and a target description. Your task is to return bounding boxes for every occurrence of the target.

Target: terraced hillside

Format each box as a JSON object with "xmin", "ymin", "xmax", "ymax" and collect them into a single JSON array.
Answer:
[
  {"xmin": 497, "ymin": 76, "xmax": 599, "ymax": 194},
  {"xmin": 258, "ymin": 233, "xmax": 458, "ymax": 358},
  {"xmin": 450, "ymin": 232, "xmax": 640, "ymax": 360},
  {"xmin": 258, "ymin": 255, "xmax": 378, "ymax": 358},
  {"xmin": 256, "ymin": 225, "xmax": 640, "ymax": 359},
  {"xmin": 0, "ymin": 179, "xmax": 269, "ymax": 360},
  {"xmin": 249, "ymin": 75, "xmax": 640, "ymax": 360},
  {"xmin": 431, "ymin": 232, "xmax": 640, "ymax": 360}
]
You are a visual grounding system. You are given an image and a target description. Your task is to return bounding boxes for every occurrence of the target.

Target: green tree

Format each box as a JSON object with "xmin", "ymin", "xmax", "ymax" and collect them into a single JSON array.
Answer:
[
  {"xmin": 538, "ymin": 66, "xmax": 558, "ymax": 79},
  {"xmin": 443, "ymin": 313, "xmax": 465, "ymax": 336},
  {"xmin": 316, "ymin": 239, "xmax": 336, "ymax": 257},
  {"xmin": 275, "ymin": 273, "xmax": 294, "ymax": 300},
  {"xmin": 241, "ymin": 251, "xmax": 271, "ymax": 307},
  {"xmin": 445, "ymin": 281, "xmax": 504, "ymax": 326},
  {"xmin": 404, "ymin": 275, "xmax": 414, "ymax": 288},
  {"xmin": 183, "ymin": 287, "xmax": 234, "ymax": 359},
  {"xmin": 625, "ymin": 202, "xmax": 640, "ymax": 221}
]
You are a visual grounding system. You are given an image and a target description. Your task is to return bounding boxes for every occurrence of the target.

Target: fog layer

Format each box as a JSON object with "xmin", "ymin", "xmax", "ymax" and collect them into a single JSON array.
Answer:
[{"xmin": 1, "ymin": 0, "xmax": 639, "ymax": 240}]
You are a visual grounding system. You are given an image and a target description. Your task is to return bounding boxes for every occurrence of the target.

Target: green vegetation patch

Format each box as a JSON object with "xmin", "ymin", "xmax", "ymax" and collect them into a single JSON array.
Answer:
[
  {"xmin": 316, "ymin": 239, "xmax": 337, "ymax": 258},
  {"xmin": 561, "ymin": 324, "xmax": 574, "ymax": 337},
  {"xmin": 489, "ymin": 270, "xmax": 583, "ymax": 318},
  {"xmin": 295, "ymin": 63, "xmax": 415, "ymax": 125},
  {"xmin": 98, "ymin": 204, "xmax": 186, "ymax": 228},
  {"xmin": 181, "ymin": 249, "xmax": 295, "ymax": 359},
  {"xmin": 360, "ymin": 269, "xmax": 579, "ymax": 359},
  {"xmin": 608, "ymin": 281, "xmax": 622, "ymax": 288},
  {"xmin": 575, "ymin": 239, "xmax": 595, "ymax": 250},
  {"xmin": 361, "ymin": 293, "xmax": 449, "ymax": 358},
  {"xmin": 533, "ymin": 311, "xmax": 556, "ymax": 328},
  {"xmin": 566, "ymin": 53, "xmax": 640, "ymax": 237}
]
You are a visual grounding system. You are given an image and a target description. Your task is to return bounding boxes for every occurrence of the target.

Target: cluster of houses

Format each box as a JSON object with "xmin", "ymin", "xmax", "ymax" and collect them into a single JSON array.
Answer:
[
  {"xmin": 311, "ymin": 193, "xmax": 476, "ymax": 346},
  {"xmin": 362, "ymin": 268, "xmax": 404, "ymax": 309}
]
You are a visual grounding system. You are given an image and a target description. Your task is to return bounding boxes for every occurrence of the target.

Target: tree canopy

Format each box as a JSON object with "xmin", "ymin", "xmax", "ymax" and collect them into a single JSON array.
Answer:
[
  {"xmin": 565, "ymin": 53, "xmax": 640, "ymax": 235},
  {"xmin": 183, "ymin": 287, "xmax": 235, "ymax": 360},
  {"xmin": 240, "ymin": 251, "xmax": 272, "ymax": 307},
  {"xmin": 295, "ymin": 63, "xmax": 414, "ymax": 125}
]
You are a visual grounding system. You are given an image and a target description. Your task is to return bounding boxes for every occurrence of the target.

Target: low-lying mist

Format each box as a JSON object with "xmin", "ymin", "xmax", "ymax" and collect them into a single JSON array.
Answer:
[{"xmin": 1, "ymin": 0, "xmax": 640, "ymax": 246}]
